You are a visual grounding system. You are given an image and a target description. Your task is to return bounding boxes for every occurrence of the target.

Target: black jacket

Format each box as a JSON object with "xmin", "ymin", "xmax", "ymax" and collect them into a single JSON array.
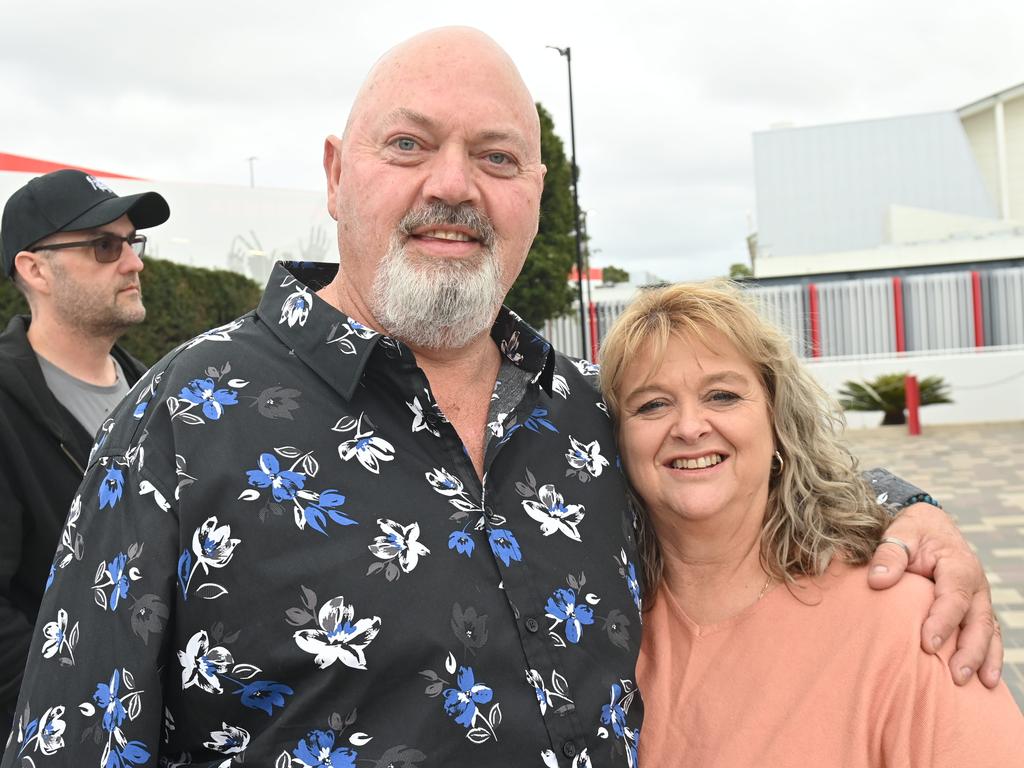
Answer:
[{"xmin": 0, "ymin": 315, "xmax": 146, "ymax": 735}]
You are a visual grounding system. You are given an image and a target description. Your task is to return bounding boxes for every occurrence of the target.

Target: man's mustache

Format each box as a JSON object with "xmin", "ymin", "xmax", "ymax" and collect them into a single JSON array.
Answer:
[{"xmin": 399, "ymin": 203, "xmax": 496, "ymax": 249}]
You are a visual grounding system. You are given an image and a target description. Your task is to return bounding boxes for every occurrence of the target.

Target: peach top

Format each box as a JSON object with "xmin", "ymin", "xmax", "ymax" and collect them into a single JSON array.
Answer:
[{"xmin": 637, "ymin": 561, "xmax": 1023, "ymax": 767}]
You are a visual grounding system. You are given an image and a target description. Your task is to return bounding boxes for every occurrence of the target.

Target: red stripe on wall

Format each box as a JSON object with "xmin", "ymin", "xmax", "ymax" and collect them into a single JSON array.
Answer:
[{"xmin": 0, "ymin": 152, "xmax": 141, "ymax": 179}]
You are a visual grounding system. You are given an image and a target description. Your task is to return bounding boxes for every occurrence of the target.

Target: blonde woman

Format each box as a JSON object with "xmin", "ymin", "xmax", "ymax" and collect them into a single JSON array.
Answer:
[{"xmin": 599, "ymin": 282, "xmax": 1022, "ymax": 766}]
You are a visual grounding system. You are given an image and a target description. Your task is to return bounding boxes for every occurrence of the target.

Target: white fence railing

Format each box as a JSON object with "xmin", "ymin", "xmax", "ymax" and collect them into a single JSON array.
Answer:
[{"xmin": 543, "ymin": 266, "xmax": 1024, "ymax": 362}]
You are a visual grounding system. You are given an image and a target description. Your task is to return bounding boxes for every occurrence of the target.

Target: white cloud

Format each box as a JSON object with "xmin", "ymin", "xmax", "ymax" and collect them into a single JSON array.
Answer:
[{"xmin": 2, "ymin": 0, "xmax": 1021, "ymax": 281}]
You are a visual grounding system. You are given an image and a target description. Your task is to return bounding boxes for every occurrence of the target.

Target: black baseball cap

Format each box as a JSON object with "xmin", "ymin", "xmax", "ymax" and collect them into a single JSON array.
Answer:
[{"xmin": 1, "ymin": 168, "xmax": 170, "ymax": 277}]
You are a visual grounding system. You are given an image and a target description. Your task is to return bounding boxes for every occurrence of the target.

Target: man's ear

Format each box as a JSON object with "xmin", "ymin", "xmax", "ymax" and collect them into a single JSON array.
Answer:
[
  {"xmin": 323, "ymin": 135, "xmax": 344, "ymax": 221},
  {"xmin": 12, "ymin": 250, "xmax": 52, "ymax": 296}
]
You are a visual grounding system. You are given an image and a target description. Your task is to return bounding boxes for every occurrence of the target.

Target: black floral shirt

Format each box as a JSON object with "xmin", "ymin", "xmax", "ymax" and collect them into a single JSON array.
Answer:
[{"xmin": 2, "ymin": 263, "xmax": 643, "ymax": 768}]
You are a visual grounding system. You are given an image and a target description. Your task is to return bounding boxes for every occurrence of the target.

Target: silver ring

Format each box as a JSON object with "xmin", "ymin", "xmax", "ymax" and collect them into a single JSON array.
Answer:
[{"xmin": 880, "ymin": 536, "xmax": 912, "ymax": 560}]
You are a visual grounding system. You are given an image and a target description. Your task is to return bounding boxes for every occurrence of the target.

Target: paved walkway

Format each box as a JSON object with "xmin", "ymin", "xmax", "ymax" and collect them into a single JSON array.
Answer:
[{"xmin": 841, "ymin": 421, "xmax": 1024, "ymax": 710}]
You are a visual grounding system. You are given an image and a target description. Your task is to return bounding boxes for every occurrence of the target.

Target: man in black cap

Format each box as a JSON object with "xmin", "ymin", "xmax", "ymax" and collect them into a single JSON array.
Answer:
[{"xmin": 0, "ymin": 169, "xmax": 169, "ymax": 741}]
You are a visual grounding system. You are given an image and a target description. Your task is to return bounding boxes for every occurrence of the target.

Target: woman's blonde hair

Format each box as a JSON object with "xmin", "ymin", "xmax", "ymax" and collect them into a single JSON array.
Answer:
[{"xmin": 599, "ymin": 280, "xmax": 888, "ymax": 598}]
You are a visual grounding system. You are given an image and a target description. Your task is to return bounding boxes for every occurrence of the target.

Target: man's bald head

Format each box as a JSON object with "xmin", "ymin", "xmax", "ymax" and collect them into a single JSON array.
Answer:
[
  {"xmin": 343, "ymin": 27, "xmax": 542, "ymax": 162},
  {"xmin": 321, "ymin": 26, "xmax": 547, "ymax": 351}
]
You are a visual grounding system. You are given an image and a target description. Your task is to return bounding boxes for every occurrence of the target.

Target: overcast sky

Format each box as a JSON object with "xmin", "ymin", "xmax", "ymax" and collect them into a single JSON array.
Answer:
[{"xmin": 3, "ymin": 0, "xmax": 1020, "ymax": 281}]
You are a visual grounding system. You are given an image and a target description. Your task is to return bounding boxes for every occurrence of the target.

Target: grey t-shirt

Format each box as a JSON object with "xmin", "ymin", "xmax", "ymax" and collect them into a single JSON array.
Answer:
[{"xmin": 36, "ymin": 354, "xmax": 130, "ymax": 437}]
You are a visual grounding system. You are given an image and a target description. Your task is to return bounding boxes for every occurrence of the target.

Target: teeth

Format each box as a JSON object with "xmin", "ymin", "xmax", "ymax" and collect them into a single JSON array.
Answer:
[
  {"xmin": 422, "ymin": 229, "xmax": 472, "ymax": 242},
  {"xmin": 671, "ymin": 454, "xmax": 723, "ymax": 470}
]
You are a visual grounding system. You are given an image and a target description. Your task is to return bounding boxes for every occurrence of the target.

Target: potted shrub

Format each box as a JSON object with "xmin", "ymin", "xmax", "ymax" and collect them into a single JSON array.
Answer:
[{"xmin": 838, "ymin": 373, "xmax": 952, "ymax": 425}]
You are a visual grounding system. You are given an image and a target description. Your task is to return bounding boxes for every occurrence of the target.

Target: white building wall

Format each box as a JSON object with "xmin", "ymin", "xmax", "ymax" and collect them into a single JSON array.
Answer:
[
  {"xmin": 0, "ymin": 171, "xmax": 334, "ymax": 287},
  {"xmin": 961, "ymin": 109, "xmax": 1001, "ymax": 215}
]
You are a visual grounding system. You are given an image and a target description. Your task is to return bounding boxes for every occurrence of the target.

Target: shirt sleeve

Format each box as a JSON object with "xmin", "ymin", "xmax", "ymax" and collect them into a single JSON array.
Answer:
[{"xmin": 0, "ymin": 434, "xmax": 179, "ymax": 768}]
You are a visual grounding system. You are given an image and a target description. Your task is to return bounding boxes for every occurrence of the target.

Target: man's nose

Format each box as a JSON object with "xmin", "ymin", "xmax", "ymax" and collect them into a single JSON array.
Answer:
[
  {"xmin": 118, "ymin": 240, "xmax": 145, "ymax": 274},
  {"xmin": 422, "ymin": 145, "xmax": 479, "ymax": 207}
]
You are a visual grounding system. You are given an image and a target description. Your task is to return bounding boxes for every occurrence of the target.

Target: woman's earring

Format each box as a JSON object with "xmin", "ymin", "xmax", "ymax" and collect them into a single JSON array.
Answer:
[{"xmin": 772, "ymin": 450, "xmax": 785, "ymax": 473}]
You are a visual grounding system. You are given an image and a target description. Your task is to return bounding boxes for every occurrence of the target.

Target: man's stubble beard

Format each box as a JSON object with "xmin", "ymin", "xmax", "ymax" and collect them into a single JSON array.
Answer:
[
  {"xmin": 48, "ymin": 259, "xmax": 146, "ymax": 339},
  {"xmin": 370, "ymin": 204, "xmax": 507, "ymax": 350}
]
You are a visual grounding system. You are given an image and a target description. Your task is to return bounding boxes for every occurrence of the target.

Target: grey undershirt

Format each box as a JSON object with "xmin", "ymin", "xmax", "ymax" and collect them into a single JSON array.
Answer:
[{"xmin": 37, "ymin": 353, "xmax": 129, "ymax": 437}]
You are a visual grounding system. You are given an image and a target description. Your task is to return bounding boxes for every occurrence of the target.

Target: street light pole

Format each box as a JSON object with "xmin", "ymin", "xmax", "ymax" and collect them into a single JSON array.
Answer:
[
  {"xmin": 547, "ymin": 45, "xmax": 588, "ymax": 359},
  {"xmin": 246, "ymin": 156, "xmax": 258, "ymax": 189}
]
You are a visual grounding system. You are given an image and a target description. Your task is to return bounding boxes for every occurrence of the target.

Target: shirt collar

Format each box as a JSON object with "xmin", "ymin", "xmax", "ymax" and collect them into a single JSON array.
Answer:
[{"xmin": 256, "ymin": 262, "xmax": 557, "ymax": 401}]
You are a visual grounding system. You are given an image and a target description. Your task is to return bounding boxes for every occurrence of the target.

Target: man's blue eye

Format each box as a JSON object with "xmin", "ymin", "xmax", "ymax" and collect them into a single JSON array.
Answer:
[
  {"xmin": 487, "ymin": 152, "xmax": 509, "ymax": 165},
  {"xmin": 395, "ymin": 138, "xmax": 417, "ymax": 151}
]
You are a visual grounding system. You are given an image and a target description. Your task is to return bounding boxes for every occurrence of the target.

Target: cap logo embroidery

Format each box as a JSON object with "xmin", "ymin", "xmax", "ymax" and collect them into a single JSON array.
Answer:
[{"xmin": 85, "ymin": 175, "xmax": 114, "ymax": 194}]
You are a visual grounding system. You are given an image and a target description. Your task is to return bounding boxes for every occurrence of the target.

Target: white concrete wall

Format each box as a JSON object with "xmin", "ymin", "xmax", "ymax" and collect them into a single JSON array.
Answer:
[
  {"xmin": 0, "ymin": 171, "xmax": 334, "ymax": 287},
  {"xmin": 806, "ymin": 346, "xmax": 1024, "ymax": 428}
]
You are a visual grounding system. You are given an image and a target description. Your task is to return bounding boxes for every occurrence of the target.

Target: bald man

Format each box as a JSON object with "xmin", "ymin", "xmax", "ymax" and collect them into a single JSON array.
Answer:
[{"xmin": 2, "ymin": 28, "xmax": 999, "ymax": 768}]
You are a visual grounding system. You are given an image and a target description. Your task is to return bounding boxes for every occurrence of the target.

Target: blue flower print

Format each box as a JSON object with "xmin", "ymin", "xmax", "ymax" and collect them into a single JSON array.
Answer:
[
  {"xmin": 443, "ymin": 666, "xmax": 493, "ymax": 728},
  {"xmin": 132, "ymin": 401, "xmax": 147, "ymax": 418},
  {"xmin": 448, "ymin": 530, "xmax": 475, "ymax": 557},
  {"xmin": 601, "ymin": 683, "xmax": 627, "ymax": 738},
  {"xmin": 488, "ymin": 529, "xmax": 522, "ymax": 567},
  {"xmin": 45, "ymin": 563, "xmax": 56, "ymax": 592},
  {"xmin": 626, "ymin": 562, "xmax": 642, "ymax": 612},
  {"xmin": 106, "ymin": 552, "xmax": 130, "ymax": 611},
  {"xmin": 503, "ymin": 407, "xmax": 559, "ymax": 443},
  {"xmin": 98, "ymin": 467, "xmax": 124, "ymax": 509},
  {"xmin": 302, "ymin": 489, "xmax": 354, "ymax": 534},
  {"xmin": 292, "ymin": 729, "xmax": 357, "ymax": 768},
  {"xmin": 108, "ymin": 740, "xmax": 151, "ymax": 767},
  {"xmin": 597, "ymin": 680, "xmax": 639, "ymax": 768},
  {"xmin": 246, "ymin": 452, "xmax": 305, "ymax": 501},
  {"xmin": 179, "ymin": 378, "xmax": 239, "ymax": 420},
  {"xmin": 545, "ymin": 588, "xmax": 594, "ymax": 644},
  {"xmin": 93, "ymin": 669, "xmax": 127, "ymax": 733},
  {"xmin": 234, "ymin": 680, "xmax": 294, "ymax": 716}
]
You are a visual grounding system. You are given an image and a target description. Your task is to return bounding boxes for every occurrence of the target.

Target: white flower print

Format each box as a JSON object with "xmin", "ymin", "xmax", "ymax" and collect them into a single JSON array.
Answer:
[
  {"xmin": 565, "ymin": 436, "xmax": 610, "ymax": 478},
  {"xmin": 203, "ymin": 722, "xmax": 250, "ymax": 755},
  {"xmin": 293, "ymin": 596, "xmax": 382, "ymax": 670},
  {"xmin": 41, "ymin": 608, "xmax": 78, "ymax": 663},
  {"xmin": 183, "ymin": 318, "xmax": 245, "ymax": 349},
  {"xmin": 571, "ymin": 359, "xmax": 600, "ymax": 376},
  {"xmin": 407, "ymin": 392, "xmax": 443, "ymax": 437},
  {"xmin": 36, "ymin": 705, "xmax": 67, "ymax": 756},
  {"xmin": 192, "ymin": 516, "xmax": 241, "ymax": 572},
  {"xmin": 501, "ymin": 330, "xmax": 524, "ymax": 363},
  {"xmin": 368, "ymin": 519, "xmax": 431, "ymax": 573},
  {"xmin": 178, "ymin": 630, "xmax": 234, "ymax": 693},
  {"xmin": 280, "ymin": 286, "xmax": 313, "ymax": 327},
  {"xmin": 551, "ymin": 374, "xmax": 571, "ymax": 399},
  {"xmin": 522, "ymin": 484, "xmax": 586, "ymax": 541},
  {"xmin": 334, "ymin": 413, "xmax": 396, "ymax": 474},
  {"xmin": 425, "ymin": 467, "xmax": 465, "ymax": 497}
]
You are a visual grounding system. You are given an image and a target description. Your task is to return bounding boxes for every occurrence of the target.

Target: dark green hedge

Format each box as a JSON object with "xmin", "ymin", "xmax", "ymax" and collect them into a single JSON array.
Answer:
[{"xmin": 0, "ymin": 258, "xmax": 263, "ymax": 366}]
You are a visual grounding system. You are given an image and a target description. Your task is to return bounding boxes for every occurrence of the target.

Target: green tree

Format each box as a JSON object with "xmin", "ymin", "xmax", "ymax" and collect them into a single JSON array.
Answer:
[
  {"xmin": 838, "ymin": 373, "xmax": 953, "ymax": 425},
  {"xmin": 602, "ymin": 265, "xmax": 630, "ymax": 284},
  {"xmin": 729, "ymin": 262, "xmax": 753, "ymax": 279},
  {"xmin": 504, "ymin": 103, "xmax": 577, "ymax": 327}
]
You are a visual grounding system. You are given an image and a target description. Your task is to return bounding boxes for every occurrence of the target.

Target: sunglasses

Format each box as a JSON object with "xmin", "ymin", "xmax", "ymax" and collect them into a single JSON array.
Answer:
[{"xmin": 31, "ymin": 233, "xmax": 147, "ymax": 263}]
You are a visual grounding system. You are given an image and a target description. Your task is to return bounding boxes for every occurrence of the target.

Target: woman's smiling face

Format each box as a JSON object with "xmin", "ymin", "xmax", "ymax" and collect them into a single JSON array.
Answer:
[{"xmin": 616, "ymin": 328, "xmax": 776, "ymax": 529}]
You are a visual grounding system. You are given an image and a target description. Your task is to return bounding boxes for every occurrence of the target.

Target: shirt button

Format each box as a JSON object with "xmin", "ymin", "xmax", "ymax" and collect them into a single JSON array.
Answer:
[
  {"xmin": 525, "ymin": 617, "xmax": 540, "ymax": 633},
  {"xmin": 562, "ymin": 741, "xmax": 577, "ymax": 758}
]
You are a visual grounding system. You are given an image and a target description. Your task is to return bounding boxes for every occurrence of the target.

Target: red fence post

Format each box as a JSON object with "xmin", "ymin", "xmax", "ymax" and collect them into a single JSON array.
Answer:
[
  {"xmin": 905, "ymin": 375, "xmax": 921, "ymax": 436},
  {"xmin": 588, "ymin": 302, "xmax": 600, "ymax": 362},
  {"xmin": 892, "ymin": 276, "xmax": 906, "ymax": 353},
  {"xmin": 971, "ymin": 271, "xmax": 985, "ymax": 348},
  {"xmin": 808, "ymin": 283, "xmax": 821, "ymax": 358}
]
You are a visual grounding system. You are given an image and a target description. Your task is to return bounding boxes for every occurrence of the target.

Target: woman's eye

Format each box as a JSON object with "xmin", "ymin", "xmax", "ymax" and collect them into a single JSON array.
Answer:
[
  {"xmin": 394, "ymin": 137, "xmax": 418, "ymax": 151},
  {"xmin": 708, "ymin": 390, "xmax": 739, "ymax": 404},
  {"xmin": 635, "ymin": 400, "xmax": 666, "ymax": 414}
]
